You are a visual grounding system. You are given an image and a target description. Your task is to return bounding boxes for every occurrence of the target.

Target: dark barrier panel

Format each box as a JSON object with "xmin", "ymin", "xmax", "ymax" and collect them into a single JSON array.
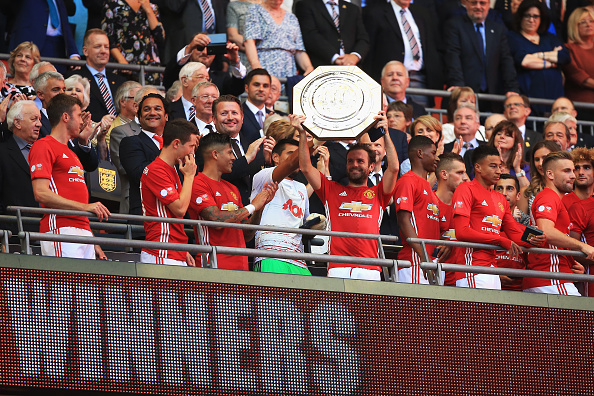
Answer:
[{"xmin": 1, "ymin": 265, "xmax": 593, "ymax": 395}]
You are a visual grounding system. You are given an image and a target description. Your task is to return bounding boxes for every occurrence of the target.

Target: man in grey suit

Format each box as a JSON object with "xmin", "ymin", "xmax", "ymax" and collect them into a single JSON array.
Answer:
[
  {"xmin": 110, "ymin": 86, "xmax": 161, "ymax": 213},
  {"xmin": 503, "ymin": 94, "xmax": 542, "ymax": 159}
]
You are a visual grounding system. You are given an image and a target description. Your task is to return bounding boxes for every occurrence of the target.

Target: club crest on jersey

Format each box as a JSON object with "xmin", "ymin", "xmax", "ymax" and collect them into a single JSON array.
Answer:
[
  {"xmin": 363, "ymin": 189, "xmax": 375, "ymax": 199},
  {"xmin": 482, "ymin": 215, "xmax": 502, "ymax": 227},
  {"xmin": 339, "ymin": 201, "xmax": 373, "ymax": 217},
  {"xmin": 498, "ymin": 202, "xmax": 505, "ymax": 212},
  {"xmin": 221, "ymin": 202, "xmax": 238, "ymax": 211},
  {"xmin": 68, "ymin": 166, "xmax": 84, "ymax": 178},
  {"xmin": 230, "ymin": 191, "xmax": 238, "ymax": 201}
]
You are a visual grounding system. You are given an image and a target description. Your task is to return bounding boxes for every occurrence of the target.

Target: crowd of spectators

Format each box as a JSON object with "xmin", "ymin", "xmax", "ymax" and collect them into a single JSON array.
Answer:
[{"xmin": 1, "ymin": 0, "xmax": 594, "ymax": 296}]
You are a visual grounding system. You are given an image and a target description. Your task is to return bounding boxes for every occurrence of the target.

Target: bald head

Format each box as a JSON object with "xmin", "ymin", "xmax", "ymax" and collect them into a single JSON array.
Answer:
[{"xmin": 551, "ymin": 97, "xmax": 577, "ymax": 118}]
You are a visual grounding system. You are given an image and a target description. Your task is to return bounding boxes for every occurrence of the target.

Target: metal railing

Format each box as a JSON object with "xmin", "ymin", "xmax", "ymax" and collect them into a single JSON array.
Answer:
[
  {"xmin": 4, "ymin": 206, "xmax": 404, "ymax": 281},
  {"xmin": 2, "ymin": 206, "xmax": 593, "ymax": 292}
]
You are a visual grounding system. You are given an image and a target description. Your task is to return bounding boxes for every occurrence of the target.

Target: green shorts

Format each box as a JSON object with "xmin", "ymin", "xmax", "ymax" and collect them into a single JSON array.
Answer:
[{"xmin": 255, "ymin": 258, "xmax": 311, "ymax": 275}]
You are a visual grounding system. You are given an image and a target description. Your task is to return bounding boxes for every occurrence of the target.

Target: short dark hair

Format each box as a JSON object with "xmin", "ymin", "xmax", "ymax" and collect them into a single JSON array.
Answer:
[
  {"xmin": 471, "ymin": 144, "xmax": 500, "ymax": 166},
  {"xmin": 436, "ymin": 152, "xmax": 464, "ymax": 174},
  {"xmin": 498, "ymin": 173, "xmax": 520, "ymax": 192},
  {"xmin": 513, "ymin": 0, "xmax": 550, "ymax": 35},
  {"xmin": 163, "ymin": 119, "xmax": 199, "ymax": 147},
  {"xmin": 212, "ymin": 94, "xmax": 242, "ymax": 115},
  {"xmin": 199, "ymin": 132, "xmax": 231, "ymax": 159},
  {"xmin": 542, "ymin": 150, "xmax": 573, "ymax": 173},
  {"xmin": 387, "ymin": 101, "xmax": 413, "ymax": 122},
  {"xmin": 137, "ymin": 93, "xmax": 168, "ymax": 119},
  {"xmin": 47, "ymin": 94, "xmax": 82, "ymax": 128},
  {"xmin": 272, "ymin": 138, "xmax": 299, "ymax": 157},
  {"xmin": 348, "ymin": 143, "xmax": 375, "ymax": 164},
  {"xmin": 244, "ymin": 68, "xmax": 271, "ymax": 86},
  {"xmin": 408, "ymin": 135, "xmax": 435, "ymax": 157}
]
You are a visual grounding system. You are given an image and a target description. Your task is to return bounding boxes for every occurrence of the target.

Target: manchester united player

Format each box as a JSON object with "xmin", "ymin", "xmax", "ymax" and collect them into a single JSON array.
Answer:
[
  {"xmin": 452, "ymin": 145, "xmax": 543, "ymax": 290},
  {"xmin": 569, "ymin": 194, "xmax": 594, "ymax": 297},
  {"xmin": 495, "ymin": 174, "xmax": 526, "ymax": 291},
  {"xmin": 435, "ymin": 152, "xmax": 469, "ymax": 286},
  {"xmin": 526, "ymin": 151, "xmax": 594, "ymax": 295},
  {"xmin": 140, "ymin": 119, "xmax": 198, "ymax": 266},
  {"xmin": 298, "ymin": 111, "xmax": 398, "ymax": 280},
  {"xmin": 29, "ymin": 94, "xmax": 110, "ymax": 259},
  {"xmin": 189, "ymin": 132, "xmax": 277, "ymax": 270},
  {"xmin": 394, "ymin": 135, "xmax": 441, "ymax": 284},
  {"xmin": 562, "ymin": 147, "xmax": 594, "ymax": 210}
]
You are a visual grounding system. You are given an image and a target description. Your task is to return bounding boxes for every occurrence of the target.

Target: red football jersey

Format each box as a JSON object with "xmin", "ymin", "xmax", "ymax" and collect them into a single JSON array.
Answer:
[
  {"xmin": 453, "ymin": 179, "xmax": 526, "ymax": 272},
  {"xmin": 561, "ymin": 191, "xmax": 580, "ymax": 210},
  {"xmin": 140, "ymin": 157, "xmax": 188, "ymax": 262},
  {"xmin": 315, "ymin": 172, "xmax": 392, "ymax": 271},
  {"xmin": 436, "ymin": 198, "xmax": 460, "ymax": 287},
  {"xmin": 496, "ymin": 231, "xmax": 526, "ymax": 291},
  {"xmin": 28, "ymin": 136, "xmax": 90, "ymax": 233},
  {"xmin": 189, "ymin": 172, "xmax": 248, "ymax": 271},
  {"xmin": 526, "ymin": 188, "xmax": 575, "ymax": 289},
  {"xmin": 394, "ymin": 171, "xmax": 441, "ymax": 268},
  {"xmin": 568, "ymin": 196, "xmax": 594, "ymax": 296}
]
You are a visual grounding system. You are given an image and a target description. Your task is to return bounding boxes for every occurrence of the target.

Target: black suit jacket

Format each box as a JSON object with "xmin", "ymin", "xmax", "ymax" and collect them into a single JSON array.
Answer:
[
  {"xmin": 68, "ymin": 65, "xmax": 128, "ymax": 122},
  {"xmin": 221, "ymin": 131, "xmax": 265, "ymax": 206},
  {"xmin": 295, "ymin": 0, "xmax": 369, "ymax": 67},
  {"xmin": 168, "ymin": 99, "xmax": 188, "ymax": 122},
  {"xmin": 523, "ymin": 128, "xmax": 542, "ymax": 161},
  {"xmin": 162, "ymin": 56, "xmax": 245, "ymax": 96},
  {"xmin": 0, "ymin": 137, "xmax": 37, "ymax": 214},
  {"xmin": 444, "ymin": 14, "xmax": 519, "ymax": 94},
  {"xmin": 154, "ymin": 0, "xmax": 229, "ymax": 62},
  {"xmin": 576, "ymin": 132, "xmax": 594, "ymax": 149},
  {"xmin": 119, "ymin": 131, "xmax": 161, "ymax": 215},
  {"xmin": 240, "ymin": 102, "xmax": 271, "ymax": 145},
  {"xmin": 363, "ymin": 2, "xmax": 443, "ymax": 87}
]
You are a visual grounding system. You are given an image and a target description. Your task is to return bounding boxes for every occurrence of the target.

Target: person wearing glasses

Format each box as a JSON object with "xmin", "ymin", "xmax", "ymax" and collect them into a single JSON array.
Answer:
[
  {"xmin": 563, "ymin": 7, "xmax": 594, "ymax": 121},
  {"xmin": 506, "ymin": 0, "xmax": 570, "ymax": 116},
  {"xmin": 503, "ymin": 94, "xmax": 542, "ymax": 161}
]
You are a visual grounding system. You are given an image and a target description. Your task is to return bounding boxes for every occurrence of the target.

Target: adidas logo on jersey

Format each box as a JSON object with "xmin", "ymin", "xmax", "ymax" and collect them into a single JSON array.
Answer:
[
  {"xmin": 423, "ymin": 190, "xmax": 428, "ymax": 195},
  {"xmin": 481, "ymin": 200, "xmax": 488, "ymax": 206},
  {"xmin": 339, "ymin": 191, "xmax": 347, "ymax": 196},
  {"xmin": 63, "ymin": 153, "xmax": 69, "ymax": 159},
  {"xmin": 215, "ymin": 191, "xmax": 222, "ymax": 197}
]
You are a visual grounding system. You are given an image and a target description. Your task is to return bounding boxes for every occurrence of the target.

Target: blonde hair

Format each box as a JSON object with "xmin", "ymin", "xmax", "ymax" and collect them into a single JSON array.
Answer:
[
  {"xmin": 567, "ymin": 7, "xmax": 594, "ymax": 44},
  {"xmin": 8, "ymin": 42, "xmax": 41, "ymax": 76},
  {"xmin": 266, "ymin": 119, "xmax": 295, "ymax": 141}
]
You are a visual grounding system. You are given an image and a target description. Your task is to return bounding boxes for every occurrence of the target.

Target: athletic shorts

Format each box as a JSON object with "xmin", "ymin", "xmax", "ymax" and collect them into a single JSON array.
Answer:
[
  {"xmin": 41, "ymin": 227, "xmax": 94, "ymax": 259},
  {"xmin": 254, "ymin": 258, "xmax": 311, "ymax": 275},
  {"xmin": 524, "ymin": 283, "xmax": 581, "ymax": 296},
  {"xmin": 456, "ymin": 268, "xmax": 502, "ymax": 290},
  {"xmin": 399, "ymin": 265, "xmax": 431, "ymax": 284},
  {"xmin": 140, "ymin": 251, "xmax": 187, "ymax": 266},
  {"xmin": 327, "ymin": 267, "xmax": 381, "ymax": 281}
]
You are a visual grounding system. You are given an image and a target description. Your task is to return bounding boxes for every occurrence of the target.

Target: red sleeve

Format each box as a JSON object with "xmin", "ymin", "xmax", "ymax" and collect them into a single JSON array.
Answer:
[
  {"xmin": 452, "ymin": 183, "xmax": 472, "ymax": 217},
  {"xmin": 532, "ymin": 192, "xmax": 558, "ymax": 223},
  {"xmin": 189, "ymin": 177, "xmax": 216, "ymax": 215},
  {"xmin": 143, "ymin": 165, "xmax": 180, "ymax": 206},
  {"xmin": 453, "ymin": 215, "xmax": 512, "ymax": 250},
  {"xmin": 28, "ymin": 140, "xmax": 53, "ymax": 180},
  {"xmin": 568, "ymin": 202, "xmax": 586, "ymax": 234},
  {"xmin": 393, "ymin": 177, "xmax": 415, "ymax": 213}
]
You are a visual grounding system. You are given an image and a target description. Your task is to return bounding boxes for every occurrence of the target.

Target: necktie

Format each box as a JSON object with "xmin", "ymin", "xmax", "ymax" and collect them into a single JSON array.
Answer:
[
  {"xmin": 476, "ymin": 23, "xmax": 487, "ymax": 92},
  {"xmin": 400, "ymin": 9, "xmax": 420, "ymax": 61},
  {"xmin": 188, "ymin": 105, "xmax": 196, "ymax": 123},
  {"xmin": 327, "ymin": 1, "xmax": 345, "ymax": 52},
  {"xmin": 24, "ymin": 144, "xmax": 32, "ymax": 150},
  {"xmin": 231, "ymin": 138, "xmax": 242, "ymax": 159},
  {"xmin": 95, "ymin": 73, "xmax": 117, "ymax": 116},
  {"xmin": 153, "ymin": 135, "xmax": 163, "ymax": 149},
  {"xmin": 256, "ymin": 110, "xmax": 264, "ymax": 129},
  {"xmin": 204, "ymin": 124, "xmax": 214, "ymax": 136},
  {"xmin": 199, "ymin": 0, "xmax": 215, "ymax": 33},
  {"xmin": 464, "ymin": 142, "xmax": 473, "ymax": 150},
  {"xmin": 375, "ymin": 173, "xmax": 381, "ymax": 186},
  {"xmin": 46, "ymin": 0, "xmax": 60, "ymax": 28}
]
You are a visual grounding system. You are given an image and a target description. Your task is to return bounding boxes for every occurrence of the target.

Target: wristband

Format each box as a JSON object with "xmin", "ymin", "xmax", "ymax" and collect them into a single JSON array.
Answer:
[
  {"xmin": 516, "ymin": 170, "xmax": 526, "ymax": 178},
  {"xmin": 245, "ymin": 204, "xmax": 256, "ymax": 215}
]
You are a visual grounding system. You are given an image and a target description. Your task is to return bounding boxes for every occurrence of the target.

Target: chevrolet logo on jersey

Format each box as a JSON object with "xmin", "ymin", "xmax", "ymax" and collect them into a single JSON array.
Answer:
[
  {"xmin": 68, "ymin": 166, "xmax": 85, "ymax": 178},
  {"xmin": 427, "ymin": 203, "xmax": 439, "ymax": 216},
  {"xmin": 443, "ymin": 229, "xmax": 456, "ymax": 240},
  {"xmin": 482, "ymin": 215, "xmax": 502, "ymax": 227},
  {"xmin": 339, "ymin": 201, "xmax": 372, "ymax": 213},
  {"xmin": 221, "ymin": 202, "xmax": 238, "ymax": 211}
]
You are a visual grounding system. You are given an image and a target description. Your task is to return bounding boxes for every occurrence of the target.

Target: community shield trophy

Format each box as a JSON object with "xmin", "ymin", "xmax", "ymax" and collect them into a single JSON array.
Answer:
[{"xmin": 292, "ymin": 66, "xmax": 382, "ymax": 140}]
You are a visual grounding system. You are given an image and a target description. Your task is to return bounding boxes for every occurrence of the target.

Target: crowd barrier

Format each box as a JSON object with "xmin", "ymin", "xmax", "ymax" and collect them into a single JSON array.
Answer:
[{"xmin": 2, "ymin": 206, "xmax": 593, "ymax": 291}]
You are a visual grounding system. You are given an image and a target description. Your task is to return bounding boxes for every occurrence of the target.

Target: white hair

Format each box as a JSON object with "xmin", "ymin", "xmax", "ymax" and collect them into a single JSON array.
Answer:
[
  {"xmin": 65, "ymin": 74, "xmax": 91, "ymax": 110},
  {"xmin": 134, "ymin": 85, "xmax": 163, "ymax": 103},
  {"xmin": 454, "ymin": 103, "xmax": 480, "ymax": 122},
  {"xmin": 7, "ymin": 100, "xmax": 36, "ymax": 131},
  {"xmin": 30, "ymin": 61, "xmax": 56, "ymax": 83},
  {"xmin": 179, "ymin": 62, "xmax": 207, "ymax": 80},
  {"xmin": 33, "ymin": 71, "xmax": 64, "ymax": 92}
]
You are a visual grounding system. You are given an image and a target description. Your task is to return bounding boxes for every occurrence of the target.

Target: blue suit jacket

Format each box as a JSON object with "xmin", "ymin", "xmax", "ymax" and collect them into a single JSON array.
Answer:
[{"xmin": 7, "ymin": 0, "xmax": 78, "ymax": 57}]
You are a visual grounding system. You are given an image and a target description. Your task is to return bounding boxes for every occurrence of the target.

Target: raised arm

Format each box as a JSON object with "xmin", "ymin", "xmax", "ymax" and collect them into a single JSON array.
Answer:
[
  {"xmin": 297, "ymin": 116, "xmax": 321, "ymax": 191},
  {"xmin": 379, "ymin": 112, "xmax": 399, "ymax": 196}
]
